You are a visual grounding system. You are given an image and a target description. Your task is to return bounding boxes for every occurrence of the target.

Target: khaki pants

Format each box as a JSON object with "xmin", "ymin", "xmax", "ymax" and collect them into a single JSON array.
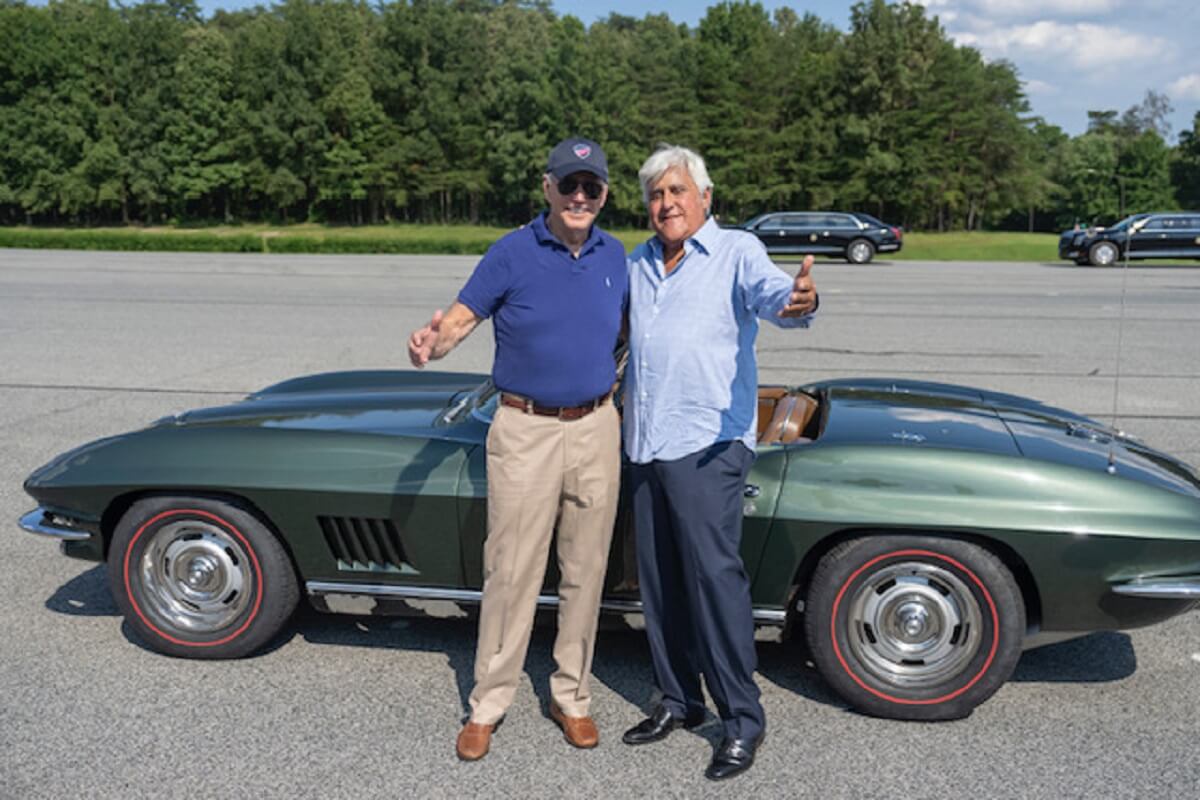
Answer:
[{"xmin": 468, "ymin": 400, "xmax": 620, "ymax": 724}]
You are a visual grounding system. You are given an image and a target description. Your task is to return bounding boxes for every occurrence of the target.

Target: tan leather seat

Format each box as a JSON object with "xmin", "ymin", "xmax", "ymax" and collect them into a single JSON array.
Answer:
[
  {"xmin": 757, "ymin": 387, "xmax": 788, "ymax": 441},
  {"xmin": 758, "ymin": 390, "xmax": 819, "ymax": 445}
]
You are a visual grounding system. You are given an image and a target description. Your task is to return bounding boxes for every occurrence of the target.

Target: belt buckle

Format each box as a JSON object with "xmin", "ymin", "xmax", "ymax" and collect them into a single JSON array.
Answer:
[{"xmin": 523, "ymin": 397, "xmax": 535, "ymax": 414}]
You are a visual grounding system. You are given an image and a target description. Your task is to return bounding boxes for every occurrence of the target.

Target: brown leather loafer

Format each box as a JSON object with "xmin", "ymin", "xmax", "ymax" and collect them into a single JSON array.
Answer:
[
  {"xmin": 550, "ymin": 703, "xmax": 599, "ymax": 749},
  {"xmin": 456, "ymin": 721, "xmax": 494, "ymax": 761}
]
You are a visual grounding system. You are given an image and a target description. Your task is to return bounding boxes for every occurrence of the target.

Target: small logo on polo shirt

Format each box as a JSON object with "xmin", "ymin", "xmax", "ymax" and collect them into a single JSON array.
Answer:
[{"xmin": 573, "ymin": 144, "xmax": 592, "ymax": 159}]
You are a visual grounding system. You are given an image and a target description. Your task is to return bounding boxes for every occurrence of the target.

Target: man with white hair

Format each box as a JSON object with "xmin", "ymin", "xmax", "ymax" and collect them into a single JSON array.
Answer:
[{"xmin": 620, "ymin": 144, "xmax": 818, "ymax": 781}]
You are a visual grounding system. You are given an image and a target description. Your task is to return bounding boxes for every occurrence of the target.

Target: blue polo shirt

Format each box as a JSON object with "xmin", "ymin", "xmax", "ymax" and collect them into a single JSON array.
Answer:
[{"xmin": 458, "ymin": 212, "xmax": 628, "ymax": 406}]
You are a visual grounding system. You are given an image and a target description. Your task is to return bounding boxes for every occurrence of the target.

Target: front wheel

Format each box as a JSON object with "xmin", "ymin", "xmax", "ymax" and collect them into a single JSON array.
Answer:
[
  {"xmin": 804, "ymin": 535, "xmax": 1024, "ymax": 720},
  {"xmin": 1088, "ymin": 241, "xmax": 1119, "ymax": 266},
  {"xmin": 846, "ymin": 238, "xmax": 876, "ymax": 264},
  {"xmin": 107, "ymin": 496, "xmax": 299, "ymax": 659}
]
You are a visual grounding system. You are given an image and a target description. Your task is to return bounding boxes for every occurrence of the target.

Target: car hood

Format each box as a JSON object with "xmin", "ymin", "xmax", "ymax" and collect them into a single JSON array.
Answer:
[
  {"xmin": 162, "ymin": 370, "xmax": 486, "ymax": 437},
  {"xmin": 813, "ymin": 378, "xmax": 1200, "ymax": 497}
]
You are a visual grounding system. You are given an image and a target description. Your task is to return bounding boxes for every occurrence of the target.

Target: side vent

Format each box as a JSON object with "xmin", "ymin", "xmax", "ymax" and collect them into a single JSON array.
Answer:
[{"xmin": 318, "ymin": 516, "xmax": 416, "ymax": 574}]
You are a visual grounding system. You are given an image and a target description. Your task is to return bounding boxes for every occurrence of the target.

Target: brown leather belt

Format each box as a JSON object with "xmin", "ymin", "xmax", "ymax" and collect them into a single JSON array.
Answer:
[{"xmin": 500, "ymin": 391, "xmax": 611, "ymax": 420}]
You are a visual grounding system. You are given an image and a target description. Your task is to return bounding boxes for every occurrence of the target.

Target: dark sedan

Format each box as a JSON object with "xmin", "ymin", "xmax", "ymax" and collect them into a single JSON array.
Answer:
[
  {"xmin": 738, "ymin": 211, "xmax": 903, "ymax": 264},
  {"xmin": 1059, "ymin": 212, "xmax": 1200, "ymax": 266}
]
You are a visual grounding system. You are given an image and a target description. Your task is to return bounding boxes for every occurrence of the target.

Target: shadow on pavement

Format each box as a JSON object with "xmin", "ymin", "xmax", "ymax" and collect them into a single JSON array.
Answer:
[
  {"xmin": 1010, "ymin": 632, "xmax": 1136, "ymax": 683},
  {"xmin": 1039, "ymin": 260, "xmax": 1200, "ymax": 270},
  {"xmin": 44, "ymin": 563, "xmax": 116, "ymax": 616},
  {"xmin": 43, "ymin": 565, "xmax": 1138, "ymax": 722}
]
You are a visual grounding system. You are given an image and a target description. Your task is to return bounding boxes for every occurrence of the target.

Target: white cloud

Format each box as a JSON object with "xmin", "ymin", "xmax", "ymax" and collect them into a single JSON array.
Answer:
[
  {"xmin": 950, "ymin": 21, "xmax": 1173, "ymax": 70},
  {"xmin": 1167, "ymin": 73, "xmax": 1200, "ymax": 101},
  {"xmin": 1023, "ymin": 78, "xmax": 1058, "ymax": 95},
  {"xmin": 969, "ymin": 0, "xmax": 1123, "ymax": 15},
  {"xmin": 928, "ymin": 0, "xmax": 1126, "ymax": 17}
]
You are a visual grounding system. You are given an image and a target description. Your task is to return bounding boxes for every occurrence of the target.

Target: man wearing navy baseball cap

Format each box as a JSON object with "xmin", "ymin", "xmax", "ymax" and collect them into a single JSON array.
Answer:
[{"xmin": 408, "ymin": 136, "xmax": 627, "ymax": 761}]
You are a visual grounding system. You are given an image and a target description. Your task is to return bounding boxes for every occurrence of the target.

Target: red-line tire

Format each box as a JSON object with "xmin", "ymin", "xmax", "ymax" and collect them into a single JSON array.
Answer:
[
  {"xmin": 804, "ymin": 536, "xmax": 1024, "ymax": 720},
  {"xmin": 106, "ymin": 496, "xmax": 299, "ymax": 659}
]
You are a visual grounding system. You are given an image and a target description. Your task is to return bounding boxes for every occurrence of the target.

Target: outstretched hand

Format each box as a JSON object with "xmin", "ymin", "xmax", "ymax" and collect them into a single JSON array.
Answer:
[
  {"xmin": 407, "ymin": 309, "xmax": 444, "ymax": 368},
  {"xmin": 778, "ymin": 255, "xmax": 817, "ymax": 317}
]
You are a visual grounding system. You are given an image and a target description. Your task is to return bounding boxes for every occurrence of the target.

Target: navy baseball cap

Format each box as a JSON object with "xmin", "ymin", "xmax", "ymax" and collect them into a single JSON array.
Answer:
[{"xmin": 546, "ymin": 137, "xmax": 608, "ymax": 182}]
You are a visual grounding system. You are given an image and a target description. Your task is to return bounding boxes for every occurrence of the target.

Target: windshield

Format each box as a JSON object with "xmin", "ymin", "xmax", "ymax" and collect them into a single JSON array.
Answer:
[
  {"xmin": 1104, "ymin": 214, "xmax": 1149, "ymax": 231},
  {"xmin": 437, "ymin": 377, "xmax": 497, "ymax": 426}
]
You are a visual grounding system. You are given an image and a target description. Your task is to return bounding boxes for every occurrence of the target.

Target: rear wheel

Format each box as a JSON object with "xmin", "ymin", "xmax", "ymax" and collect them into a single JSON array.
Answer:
[
  {"xmin": 846, "ymin": 238, "xmax": 875, "ymax": 264},
  {"xmin": 107, "ymin": 496, "xmax": 299, "ymax": 659},
  {"xmin": 1088, "ymin": 241, "xmax": 1119, "ymax": 266},
  {"xmin": 804, "ymin": 535, "xmax": 1024, "ymax": 720}
]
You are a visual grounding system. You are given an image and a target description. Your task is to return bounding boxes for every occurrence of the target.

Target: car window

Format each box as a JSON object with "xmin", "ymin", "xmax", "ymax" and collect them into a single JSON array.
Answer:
[
  {"xmin": 779, "ymin": 214, "xmax": 812, "ymax": 227},
  {"xmin": 827, "ymin": 214, "xmax": 857, "ymax": 228},
  {"xmin": 1141, "ymin": 217, "xmax": 1167, "ymax": 230},
  {"xmin": 756, "ymin": 215, "xmax": 786, "ymax": 230}
]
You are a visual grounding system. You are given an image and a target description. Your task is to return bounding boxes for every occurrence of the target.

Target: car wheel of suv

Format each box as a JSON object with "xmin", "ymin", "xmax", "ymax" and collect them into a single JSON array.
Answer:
[
  {"xmin": 1088, "ymin": 241, "xmax": 1119, "ymax": 266},
  {"xmin": 108, "ymin": 496, "xmax": 299, "ymax": 659},
  {"xmin": 846, "ymin": 238, "xmax": 875, "ymax": 264},
  {"xmin": 804, "ymin": 535, "xmax": 1024, "ymax": 720}
]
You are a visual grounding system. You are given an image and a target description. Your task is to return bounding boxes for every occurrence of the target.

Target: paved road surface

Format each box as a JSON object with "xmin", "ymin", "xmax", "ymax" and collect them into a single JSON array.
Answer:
[{"xmin": 2, "ymin": 250, "xmax": 1197, "ymax": 798}]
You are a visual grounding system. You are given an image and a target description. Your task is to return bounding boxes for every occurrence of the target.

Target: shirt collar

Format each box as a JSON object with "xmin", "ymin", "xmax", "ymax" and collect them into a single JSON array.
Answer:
[
  {"xmin": 650, "ymin": 216, "xmax": 720, "ymax": 258},
  {"xmin": 690, "ymin": 216, "xmax": 720, "ymax": 254},
  {"xmin": 531, "ymin": 211, "xmax": 603, "ymax": 256}
]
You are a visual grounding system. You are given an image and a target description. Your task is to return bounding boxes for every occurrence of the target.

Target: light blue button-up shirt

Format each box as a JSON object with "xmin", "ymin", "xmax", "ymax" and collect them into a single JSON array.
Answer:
[{"xmin": 623, "ymin": 217, "xmax": 815, "ymax": 464}]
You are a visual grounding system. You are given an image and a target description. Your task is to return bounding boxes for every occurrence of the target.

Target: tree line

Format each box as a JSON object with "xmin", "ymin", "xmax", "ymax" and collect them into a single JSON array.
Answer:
[{"xmin": 1, "ymin": 0, "xmax": 1197, "ymax": 231}]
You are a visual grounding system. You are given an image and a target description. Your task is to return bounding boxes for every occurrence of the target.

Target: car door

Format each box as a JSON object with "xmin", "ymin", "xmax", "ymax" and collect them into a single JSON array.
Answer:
[
  {"xmin": 788, "ymin": 213, "xmax": 823, "ymax": 254},
  {"xmin": 751, "ymin": 213, "xmax": 790, "ymax": 252},
  {"xmin": 1164, "ymin": 214, "xmax": 1200, "ymax": 257},
  {"xmin": 823, "ymin": 213, "xmax": 862, "ymax": 254},
  {"xmin": 1130, "ymin": 215, "xmax": 1170, "ymax": 258}
]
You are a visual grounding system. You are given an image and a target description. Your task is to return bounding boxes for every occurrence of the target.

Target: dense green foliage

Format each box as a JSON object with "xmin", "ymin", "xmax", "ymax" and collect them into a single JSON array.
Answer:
[{"xmin": 1, "ymin": 0, "xmax": 1196, "ymax": 231}]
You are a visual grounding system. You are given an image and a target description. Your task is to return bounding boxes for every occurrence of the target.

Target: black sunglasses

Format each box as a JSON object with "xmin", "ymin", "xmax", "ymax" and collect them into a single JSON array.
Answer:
[{"xmin": 556, "ymin": 176, "xmax": 605, "ymax": 199}]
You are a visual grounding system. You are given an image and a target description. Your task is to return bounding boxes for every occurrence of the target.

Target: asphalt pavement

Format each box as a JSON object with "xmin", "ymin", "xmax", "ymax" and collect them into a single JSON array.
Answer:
[{"xmin": 1, "ymin": 249, "xmax": 1198, "ymax": 798}]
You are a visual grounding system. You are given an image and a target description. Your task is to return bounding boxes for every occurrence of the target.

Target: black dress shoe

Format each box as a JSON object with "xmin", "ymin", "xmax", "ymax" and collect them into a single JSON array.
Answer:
[
  {"xmin": 705, "ymin": 734, "xmax": 764, "ymax": 781},
  {"xmin": 622, "ymin": 705, "xmax": 706, "ymax": 745}
]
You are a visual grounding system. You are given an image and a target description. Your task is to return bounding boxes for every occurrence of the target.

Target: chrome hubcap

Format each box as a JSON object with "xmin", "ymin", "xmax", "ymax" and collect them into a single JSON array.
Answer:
[
  {"xmin": 1094, "ymin": 245, "xmax": 1116, "ymax": 265},
  {"xmin": 850, "ymin": 242, "xmax": 871, "ymax": 262},
  {"xmin": 846, "ymin": 561, "xmax": 983, "ymax": 689},
  {"xmin": 139, "ymin": 520, "xmax": 252, "ymax": 633}
]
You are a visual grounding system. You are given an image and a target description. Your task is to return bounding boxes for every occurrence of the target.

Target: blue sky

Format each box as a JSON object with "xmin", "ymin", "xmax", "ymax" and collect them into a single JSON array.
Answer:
[{"xmin": 179, "ymin": 0, "xmax": 1195, "ymax": 140}]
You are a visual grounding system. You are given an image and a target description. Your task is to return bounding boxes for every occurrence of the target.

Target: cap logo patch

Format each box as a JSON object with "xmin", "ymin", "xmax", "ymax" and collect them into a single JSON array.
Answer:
[{"xmin": 573, "ymin": 144, "xmax": 591, "ymax": 159}]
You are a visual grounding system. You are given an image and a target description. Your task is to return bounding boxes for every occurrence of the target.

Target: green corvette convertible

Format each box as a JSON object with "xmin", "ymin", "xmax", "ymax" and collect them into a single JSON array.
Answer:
[{"xmin": 19, "ymin": 370, "xmax": 1200, "ymax": 720}]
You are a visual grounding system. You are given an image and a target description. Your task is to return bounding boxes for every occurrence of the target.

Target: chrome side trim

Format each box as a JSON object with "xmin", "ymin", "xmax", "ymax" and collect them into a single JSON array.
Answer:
[
  {"xmin": 18, "ymin": 508, "xmax": 91, "ymax": 541},
  {"xmin": 1112, "ymin": 578, "xmax": 1200, "ymax": 600},
  {"xmin": 305, "ymin": 581, "xmax": 788, "ymax": 623}
]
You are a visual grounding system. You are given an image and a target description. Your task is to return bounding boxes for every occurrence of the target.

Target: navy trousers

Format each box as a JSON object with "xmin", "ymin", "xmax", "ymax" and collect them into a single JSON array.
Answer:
[{"xmin": 631, "ymin": 440, "xmax": 766, "ymax": 741}]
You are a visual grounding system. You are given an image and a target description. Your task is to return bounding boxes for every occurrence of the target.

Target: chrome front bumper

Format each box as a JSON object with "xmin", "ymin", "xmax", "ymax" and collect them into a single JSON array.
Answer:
[
  {"xmin": 18, "ymin": 507, "xmax": 92, "ymax": 541},
  {"xmin": 1112, "ymin": 577, "xmax": 1200, "ymax": 600}
]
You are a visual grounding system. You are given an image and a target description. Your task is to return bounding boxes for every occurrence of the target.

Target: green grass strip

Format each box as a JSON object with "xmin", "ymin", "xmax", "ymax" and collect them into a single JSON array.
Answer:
[{"xmin": 1, "ymin": 225, "xmax": 1072, "ymax": 262}]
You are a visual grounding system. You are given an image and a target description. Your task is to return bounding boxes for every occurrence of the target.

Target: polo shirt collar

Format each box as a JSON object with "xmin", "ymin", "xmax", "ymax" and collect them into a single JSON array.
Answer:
[{"xmin": 531, "ymin": 211, "xmax": 603, "ymax": 257}]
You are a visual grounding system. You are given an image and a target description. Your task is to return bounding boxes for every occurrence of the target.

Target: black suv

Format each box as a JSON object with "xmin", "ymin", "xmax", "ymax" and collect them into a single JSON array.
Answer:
[
  {"xmin": 1059, "ymin": 212, "xmax": 1200, "ymax": 266},
  {"xmin": 737, "ymin": 211, "xmax": 903, "ymax": 264}
]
